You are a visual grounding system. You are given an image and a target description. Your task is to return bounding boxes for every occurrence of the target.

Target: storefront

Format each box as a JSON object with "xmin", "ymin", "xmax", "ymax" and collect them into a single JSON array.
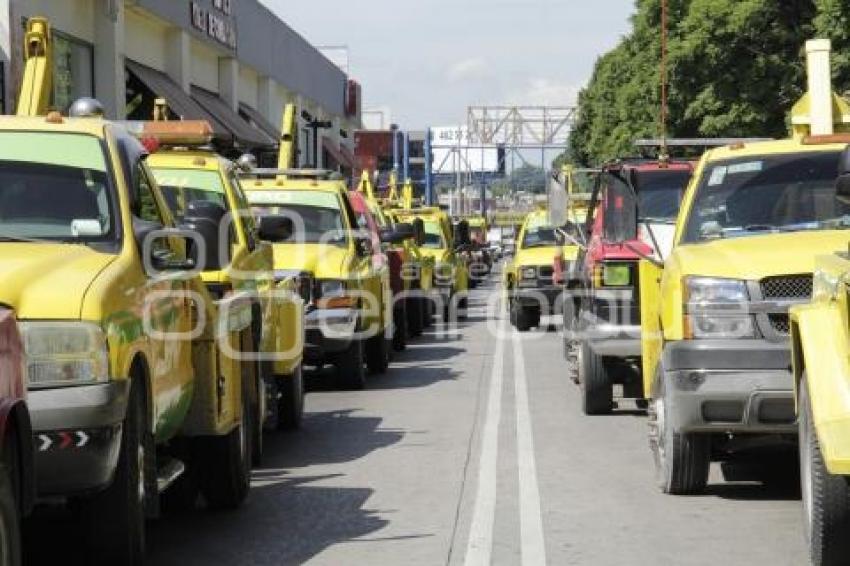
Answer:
[{"xmin": 0, "ymin": 0, "xmax": 360, "ymax": 168}]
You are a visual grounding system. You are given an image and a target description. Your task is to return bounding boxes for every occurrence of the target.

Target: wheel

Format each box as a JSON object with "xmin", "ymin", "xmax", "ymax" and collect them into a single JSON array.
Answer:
[
  {"xmin": 457, "ymin": 295, "xmax": 469, "ymax": 320},
  {"xmin": 510, "ymin": 300, "xmax": 532, "ymax": 331},
  {"xmin": 277, "ymin": 363, "xmax": 305, "ymax": 431},
  {"xmin": 366, "ymin": 331, "xmax": 390, "ymax": 374},
  {"xmin": 392, "ymin": 304, "xmax": 407, "ymax": 352},
  {"xmin": 334, "ymin": 339, "xmax": 366, "ymax": 390},
  {"xmin": 800, "ymin": 374, "xmax": 850, "ymax": 565},
  {"xmin": 84, "ymin": 381, "xmax": 147, "ymax": 565},
  {"xmin": 649, "ymin": 373, "xmax": 710, "ymax": 495},
  {"xmin": 579, "ymin": 340, "xmax": 613, "ymax": 415},
  {"xmin": 200, "ymin": 373, "xmax": 252, "ymax": 510},
  {"xmin": 424, "ymin": 298, "xmax": 435, "ymax": 328},
  {"xmin": 407, "ymin": 297, "xmax": 423, "ymax": 337},
  {"xmin": 0, "ymin": 431, "xmax": 22, "ymax": 566}
]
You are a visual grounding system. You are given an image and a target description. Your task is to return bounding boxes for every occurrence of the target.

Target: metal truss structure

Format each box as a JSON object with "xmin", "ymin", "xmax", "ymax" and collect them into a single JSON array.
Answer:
[{"xmin": 466, "ymin": 105, "xmax": 576, "ymax": 146}]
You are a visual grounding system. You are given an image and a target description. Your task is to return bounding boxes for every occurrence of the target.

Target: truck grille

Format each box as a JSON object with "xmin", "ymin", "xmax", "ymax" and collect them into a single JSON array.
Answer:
[
  {"xmin": 767, "ymin": 314, "xmax": 790, "ymax": 335},
  {"xmin": 759, "ymin": 275, "xmax": 813, "ymax": 300},
  {"xmin": 538, "ymin": 266, "xmax": 554, "ymax": 283}
]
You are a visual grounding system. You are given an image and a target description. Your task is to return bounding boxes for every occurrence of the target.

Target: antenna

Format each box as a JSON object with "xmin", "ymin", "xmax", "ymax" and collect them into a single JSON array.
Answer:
[{"xmin": 659, "ymin": 0, "xmax": 669, "ymax": 166}]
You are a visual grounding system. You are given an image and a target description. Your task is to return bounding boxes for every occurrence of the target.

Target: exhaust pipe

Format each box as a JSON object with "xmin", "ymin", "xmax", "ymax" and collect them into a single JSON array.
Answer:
[{"xmin": 806, "ymin": 39, "xmax": 834, "ymax": 136}]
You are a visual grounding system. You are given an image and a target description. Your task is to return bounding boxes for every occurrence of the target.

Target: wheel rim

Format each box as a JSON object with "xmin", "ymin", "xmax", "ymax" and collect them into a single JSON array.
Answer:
[
  {"xmin": 650, "ymin": 396, "xmax": 667, "ymax": 476},
  {"xmin": 801, "ymin": 405, "xmax": 814, "ymax": 532},
  {"xmin": 137, "ymin": 441, "xmax": 146, "ymax": 504}
]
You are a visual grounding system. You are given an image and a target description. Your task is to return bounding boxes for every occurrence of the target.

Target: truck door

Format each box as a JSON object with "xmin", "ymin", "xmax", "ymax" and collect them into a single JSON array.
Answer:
[{"xmin": 639, "ymin": 259, "xmax": 665, "ymax": 398}]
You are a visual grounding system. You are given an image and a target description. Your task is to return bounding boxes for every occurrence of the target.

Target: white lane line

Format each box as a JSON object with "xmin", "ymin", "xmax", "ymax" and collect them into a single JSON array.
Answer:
[
  {"xmin": 462, "ymin": 316, "xmax": 507, "ymax": 566},
  {"xmin": 513, "ymin": 332, "xmax": 548, "ymax": 565}
]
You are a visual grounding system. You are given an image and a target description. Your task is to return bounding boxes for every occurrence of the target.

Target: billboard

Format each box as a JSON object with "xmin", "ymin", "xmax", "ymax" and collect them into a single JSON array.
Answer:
[{"xmin": 431, "ymin": 126, "xmax": 503, "ymax": 174}]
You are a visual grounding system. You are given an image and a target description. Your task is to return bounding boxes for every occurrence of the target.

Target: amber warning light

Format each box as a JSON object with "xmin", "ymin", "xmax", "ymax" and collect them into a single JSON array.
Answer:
[{"xmin": 120, "ymin": 120, "xmax": 214, "ymax": 147}]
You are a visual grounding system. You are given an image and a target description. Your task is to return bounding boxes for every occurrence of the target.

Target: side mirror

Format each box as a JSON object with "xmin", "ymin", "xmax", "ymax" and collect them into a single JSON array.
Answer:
[
  {"xmin": 412, "ymin": 218, "xmax": 426, "ymax": 246},
  {"xmin": 454, "ymin": 220, "xmax": 471, "ymax": 248},
  {"xmin": 355, "ymin": 234, "xmax": 372, "ymax": 256},
  {"xmin": 837, "ymin": 145, "xmax": 850, "ymax": 204},
  {"xmin": 133, "ymin": 219, "xmax": 196, "ymax": 274},
  {"xmin": 258, "ymin": 215, "xmax": 294, "ymax": 242},
  {"xmin": 603, "ymin": 174, "xmax": 638, "ymax": 243},
  {"xmin": 181, "ymin": 200, "xmax": 228, "ymax": 271},
  {"xmin": 380, "ymin": 222, "xmax": 416, "ymax": 244}
]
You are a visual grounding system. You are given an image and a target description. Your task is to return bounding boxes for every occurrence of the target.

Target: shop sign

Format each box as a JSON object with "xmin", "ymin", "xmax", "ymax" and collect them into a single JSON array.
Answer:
[{"xmin": 190, "ymin": 1, "xmax": 237, "ymax": 50}]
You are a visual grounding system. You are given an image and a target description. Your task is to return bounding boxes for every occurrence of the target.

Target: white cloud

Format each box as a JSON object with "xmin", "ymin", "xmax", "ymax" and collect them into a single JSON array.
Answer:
[
  {"xmin": 446, "ymin": 57, "xmax": 489, "ymax": 83},
  {"xmin": 509, "ymin": 78, "xmax": 580, "ymax": 107}
]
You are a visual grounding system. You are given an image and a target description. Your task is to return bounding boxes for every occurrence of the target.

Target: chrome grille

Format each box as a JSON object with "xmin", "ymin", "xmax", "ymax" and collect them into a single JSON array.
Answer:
[
  {"xmin": 768, "ymin": 314, "xmax": 790, "ymax": 335},
  {"xmin": 759, "ymin": 275, "xmax": 813, "ymax": 300},
  {"xmin": 538, "ymin": 266, "xmax": 554, "ymax": 279}
]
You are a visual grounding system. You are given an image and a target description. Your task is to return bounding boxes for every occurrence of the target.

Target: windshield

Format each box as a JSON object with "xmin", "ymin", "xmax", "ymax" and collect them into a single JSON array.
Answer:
[
  {"xmin": 422, "ymin": 221, "xmax": 444, "ymax": 249},
  {"xmin": 151, "ymin": 168, "xmax": 227, "ymax": 219},
  {"xmin": 0, "ymin": 132, "xmax": 115, "ymax": 242},
  {"xmin": 682, "ymin": 151, "xmax": 848, "ymax": 243},
  {"xmin": 247, "ymin": 189, "xmax": 347, "ymax": 245},
  {"xmin": 521, "ymin": 223, "xmax": 578, "ymax": 248},
  {"xmin": 636, "ymin": 169, "xmax": 690, "ymax": 222}
]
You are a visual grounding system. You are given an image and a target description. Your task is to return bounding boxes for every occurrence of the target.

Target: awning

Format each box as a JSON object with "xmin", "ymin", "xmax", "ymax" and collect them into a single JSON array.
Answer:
[
  {"xmin": 239, "ymin": 102, "xmax": 281, "ymax": 142},
  {"xmin": 322, "ymin": 137, "xmax": 353, "ymax": 168},
  {"xmin": 191, "ymin": 86, "xmax": 275, "ymax": 149},
  {"xmin": 125, "ymin": 60, "xmax": 232, "ymax": 141}
]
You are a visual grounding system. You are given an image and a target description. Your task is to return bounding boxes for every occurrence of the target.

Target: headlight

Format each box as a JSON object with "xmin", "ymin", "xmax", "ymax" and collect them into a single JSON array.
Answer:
[
  {"xmin": 685, "ymin": 277, "xmax": 749, "ymax": 308},
  {"xmin": 317, "ymin": 279, "xmax": 354, "ymax": 309},
  {"xmin": 684, "ymin": 277, "xmax": 755, "ymax": 339},
  {"xmin": 320, "ymin": 279, "xmax": 346, "ymax": 298},
  {"xmin": 520, "ymin": 267, "xmax": 537, "ymax": 280},
  {"xmin": 593, "ymin": 263, "xmax": 632, "ymax": 287},
  {"xmin": 20, "ymin": 322, "xmax": 109, "ymax": 386}
]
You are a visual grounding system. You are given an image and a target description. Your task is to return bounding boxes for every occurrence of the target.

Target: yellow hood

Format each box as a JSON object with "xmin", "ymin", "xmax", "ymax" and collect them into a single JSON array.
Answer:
[
  {"xmin": 515, "ymin": 246, "xmax": 560, "ymax": 268},
  {"xmin": 0, "ymin": 243, "xmax": 116, "ymax": 319},
  {"xmin": 674, "ymin": 231, "xmax": 850, "ymax": 279},
  {"xmin": 269, "ymin": 243, "xmax": 353, "ymax": 279}
]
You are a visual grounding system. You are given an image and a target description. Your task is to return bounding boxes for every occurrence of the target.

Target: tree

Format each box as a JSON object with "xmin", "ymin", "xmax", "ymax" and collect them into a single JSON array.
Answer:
[{"xmin": 569, "ymin": 0, "xmax": 820, "ymax": 165}]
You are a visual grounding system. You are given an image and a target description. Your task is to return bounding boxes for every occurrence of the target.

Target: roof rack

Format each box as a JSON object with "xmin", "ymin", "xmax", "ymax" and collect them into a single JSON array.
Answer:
[
  {"xmin": 238, "ymin": 168, "xmax": 343, "ymax": 181},
  {"xmin": 635, "ymin": 138, "xmax": 772, "ymax": 148}
]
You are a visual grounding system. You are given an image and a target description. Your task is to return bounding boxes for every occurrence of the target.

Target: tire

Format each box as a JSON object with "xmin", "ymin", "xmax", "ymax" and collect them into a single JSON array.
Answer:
[
  {"xmin": 335, "ymin": 339, "xmax": 366, "ymax": 390},
  {"xmin": 800, "ymin": 374, "xmax": 850, "ymax": 566},
  {"xmin": 457, "ymin": 295, "xmax": 469, "ymax": 321},
  {"xmin": 392, "ymin": 304, "xmax": 407, "ymax": 352},
  {"xmin": 650, "ymin": 373, "xmax": 710, "ymax": 495},
  {"xmin": 366, "ymin": 332, "xmax": 390, "ymax": 374},
  {"xmin": 510, "ymin": 300, "xmax": 532, "ymax": 331},
  {"xmin": 407, "ymin": 297, "xmax": 423, "ymax": 337},
  {"xmin": 0, "ymin": 432, "xmax": 21, "ymax": 566},
  {"xmin": 84, "ymin": 382, "xmax": 147, "ymax": 565},
  {"xmin": 200, "ymin": 374, "xmax": 252, "ymax": 510},
  {"xmin": 277, "ymin": 363, "xmax": 305, "ymax": 431},
  {"xmin": 579, "ymin": 340, "xmax": 613, "ymax": 415}
]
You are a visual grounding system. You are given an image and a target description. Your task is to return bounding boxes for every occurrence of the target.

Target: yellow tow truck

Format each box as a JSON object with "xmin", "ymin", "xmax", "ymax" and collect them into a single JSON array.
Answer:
[
  {"xmin": 637, "ymin": 39, "xmax": 850, "ymax": 495},
  {"xmin": 393, "ymin": 205, "xmax": 471, "ymax": 322},
  {"xmin": 240, "ymin": 104, "xmax": 392, "ymax": 388},
  {"xmin": 135, "ymin": 121, "xmax": 306, "ymax": 439},
  {"xmin": 10, "ymin": 18, "xmax": 258, "ymax": 563}
]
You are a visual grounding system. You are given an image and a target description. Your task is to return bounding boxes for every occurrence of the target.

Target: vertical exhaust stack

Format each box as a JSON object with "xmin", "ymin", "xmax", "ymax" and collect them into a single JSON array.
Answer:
[{"xmin": 806, "ymin": 39, "xmax": 834, "ymax": 136}]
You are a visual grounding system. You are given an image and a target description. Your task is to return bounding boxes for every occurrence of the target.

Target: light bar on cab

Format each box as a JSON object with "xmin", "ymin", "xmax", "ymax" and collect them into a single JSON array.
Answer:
[{"xmin": 118, "ymin": 120, "xmax": 214, "ymax": 146}]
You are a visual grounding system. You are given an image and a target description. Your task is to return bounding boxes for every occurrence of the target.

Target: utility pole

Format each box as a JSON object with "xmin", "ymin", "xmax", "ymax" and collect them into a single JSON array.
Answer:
[
  {"xmin": 425, "ymin": 127, "xmax": 433, "ymax": 205},
  {"xmin": 455, "ymin": 125, "xmax": 462, "ymax": 215}
]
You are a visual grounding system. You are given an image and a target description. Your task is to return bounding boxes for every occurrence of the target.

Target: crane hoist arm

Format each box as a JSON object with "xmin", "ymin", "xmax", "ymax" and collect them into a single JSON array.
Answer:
[
  {"xmin": 16, "ymin": 17, "xmax": 52, "ymax": 117},
  {"xmin": 277, "ymin": 103, "xmax": 298, "ymax": 175}
]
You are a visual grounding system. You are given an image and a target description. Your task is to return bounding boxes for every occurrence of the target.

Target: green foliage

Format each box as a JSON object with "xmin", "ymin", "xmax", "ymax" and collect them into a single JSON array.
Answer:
[
  {"xmin": 570, "ymin": 0, "xmax": 830, "ymax": 165},
  {"xmin": 491, "ymin": 165, "xmax": 547, "ymax": 195}
]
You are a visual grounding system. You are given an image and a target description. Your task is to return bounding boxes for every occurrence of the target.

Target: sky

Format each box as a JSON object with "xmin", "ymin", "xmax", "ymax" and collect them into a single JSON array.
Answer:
[{"xmin": 261, "ymin": 0, "xmax": 636, "ymax": 129}]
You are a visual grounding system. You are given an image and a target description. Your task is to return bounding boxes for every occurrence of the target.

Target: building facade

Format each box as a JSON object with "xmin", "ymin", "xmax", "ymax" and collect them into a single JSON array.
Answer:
[{"xmin": 0, "ymin": 0, "xmax": 361, "ymax": 168}]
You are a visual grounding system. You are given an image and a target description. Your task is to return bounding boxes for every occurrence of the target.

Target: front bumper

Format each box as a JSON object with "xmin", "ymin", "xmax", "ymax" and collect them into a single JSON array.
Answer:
[
  {"xmin": 512, "ymin": 286, "xmax": 563, "ymax": 314},
  {"xmin": 29, "ymin": 380, "xmax": 130, "ymax": 496},
  {"xmin": 662, "ymin": 340, "xmax": 795, "ymax": 434},
  {"xmin": 304, "ymin": 307, "xmax": 358, "ymax": 363},
  {"xmin": 582, "ymin": 288, "xmax": 641, "ymax": 358}
]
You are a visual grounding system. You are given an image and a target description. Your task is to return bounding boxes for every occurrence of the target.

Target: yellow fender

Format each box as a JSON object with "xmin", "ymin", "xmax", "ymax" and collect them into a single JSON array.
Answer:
[
  {"xmin": 639, "ymin": 259, "xmax": 665, "ymax": 398},
  {"xmin": 791, "ymin": 302, "xmax": 850, "ymax": 474}
]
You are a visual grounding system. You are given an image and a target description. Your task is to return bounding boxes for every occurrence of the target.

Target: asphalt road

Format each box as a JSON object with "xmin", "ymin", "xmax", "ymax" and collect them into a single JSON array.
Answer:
[{"xmin": 26, "ymin": 271, "xmax": 809, "ymax": 565}]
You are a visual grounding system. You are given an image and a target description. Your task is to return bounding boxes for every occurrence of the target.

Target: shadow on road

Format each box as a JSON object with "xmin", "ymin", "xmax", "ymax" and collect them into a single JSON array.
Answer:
[
  {"xmin": 263, "ymin": 409, "xmax": 405, "ymax": 469},
  {"xmin": 146, "ymin": 473, "xmax": 388, "ymax": 566}
]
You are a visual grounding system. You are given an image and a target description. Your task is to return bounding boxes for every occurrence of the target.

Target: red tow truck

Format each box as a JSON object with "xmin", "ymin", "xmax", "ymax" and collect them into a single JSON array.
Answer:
[{"xmin": 560, "ymin": 158, "xmax": 693, "ymax": 415}]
